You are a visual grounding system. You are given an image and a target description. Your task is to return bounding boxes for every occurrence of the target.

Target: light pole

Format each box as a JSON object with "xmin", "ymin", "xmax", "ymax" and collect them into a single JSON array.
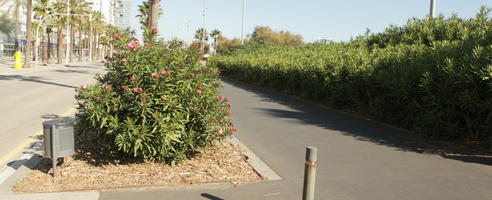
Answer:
[
  {"xmin": 66, "ymin": 0, "xmax": 70, "ymax": 65},
  {"xmin": 241, "ymin": 0, "xmax": 245, "ymax": 44},
  {"xmin": 430, "ymin": 0, "xmax": 436, "ymax": 18},
  {"xmin": 201, "ymin": 0, "xmax": 206, "ymax": 53}
]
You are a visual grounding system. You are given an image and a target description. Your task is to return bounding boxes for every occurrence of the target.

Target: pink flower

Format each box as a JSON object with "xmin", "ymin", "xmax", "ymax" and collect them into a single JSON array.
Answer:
[
  {"xmin": 228, "ymin": 103, "xmax": 232, "ymax": 108},
  {"xmin": 161, "ymin": 70, "xmax": 167, "ymax": 75},
  {"xmin": 122, "ymin": 58, "xmax": 127, "ymax": 62},
  {"xmin": 217, "ymin": 128, "xmax": 223, "ymax": 135},
  {"xmin": 121, "ymin": 85, "xmax": 128, "ymax": 89},
  {"xmin": 131, "ymin": 76, "xmax": 135, "ymax": 81},
  {"xmin": 140, "ymin": 102, "xmax": 147, "ymax": 107},
  {"xmin": 81, "ymin": 84, "xmax": 87, "ymax": 89},
  {"xmin": 134, "ymin": 87, "xmax": 142, "ymax": 92},
  {"xmin": 114, "ymin": 33, "xmax": 119, "ymax": 39},
  {"xmin": 127, "ymin": 42, "xmax": 134, "ymax": 49},
  {"xmin": 133, "ymin": 46, "xmax": 137, "ymax": 51},
  {"xmin": 234, "ymin": 128, "xmax": 238, "ymax": 132},
  {"xmin": 196, "ymin": 90, "xmax": 202, "ymax": 95},
  {"xmin": 227, "ymin": 110, "xmax": 232, "ymax": 116},
  {"xmin": 151, "ymin": 73, "xmax": 159, "ymax": 78},
  {"xmin": 134, "ymin": 38, "xmax": 139, "ymax": 45},
  {"xmin": 152, "ymin": 27, "xmax": 158, "ymax": 34},
  {"xmin": 104, "ymin": 85, "xmax": 111, "ymax": 89},
  {"xmin": 218, "ymin": 96, "xmax": 224, "ymax": 101},
  {"xmin": 166, "ymin": 71, "xmax": 171, "ymax": 76}
]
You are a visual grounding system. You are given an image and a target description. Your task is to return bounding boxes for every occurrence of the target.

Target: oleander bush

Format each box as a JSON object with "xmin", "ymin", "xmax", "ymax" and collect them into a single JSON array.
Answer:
[
  {"xmin": 75, "ymin": 31, "xmax": 236, "ymax": 164},
  {"xmin": 211, "ymin": 7, "xmax": 492, "ymax": 149}
]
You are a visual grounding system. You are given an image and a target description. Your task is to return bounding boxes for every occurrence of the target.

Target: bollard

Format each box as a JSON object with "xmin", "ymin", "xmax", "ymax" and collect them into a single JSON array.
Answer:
[
  {"xmin": 14, "ymin": 51, "xmax": 22, "ymax": 69},
  {"xmin": 302, "ymin": 146, "xmax": 317, "ymax": 200}
]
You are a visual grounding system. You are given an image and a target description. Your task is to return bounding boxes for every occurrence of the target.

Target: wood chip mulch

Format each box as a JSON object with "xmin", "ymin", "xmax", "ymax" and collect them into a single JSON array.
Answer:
[{"xmin": 13, "ymin": 131, "xmax": 262, "ymax": 193}]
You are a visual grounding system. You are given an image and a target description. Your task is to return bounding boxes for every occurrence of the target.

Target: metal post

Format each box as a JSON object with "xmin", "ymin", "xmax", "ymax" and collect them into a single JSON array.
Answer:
[
  {"xmin": 241, "ymin": 0, "xmax": 245, "ymax": 44},
  {"xmin": 66, "ymin": 0, "xmax": 70, "ymax": 65},
  {"xmin": 51, "ymin": 124, "xmax": 57, "ymax": 177},
  {"xmin": 302, "ymin": 146, "xmax": 317, "ymax": 200},
  {"xmin": 430, "ymin": 0, "xmax": 436, "ymax": 18}
]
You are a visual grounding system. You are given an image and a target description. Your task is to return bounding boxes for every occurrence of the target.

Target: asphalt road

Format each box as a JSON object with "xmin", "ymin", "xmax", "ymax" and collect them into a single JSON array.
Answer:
[
  {"xmin": 100, "ymin": 77, "xmax": 492, "ymax": 200},
  {"xmin": 0, "ymin": 63, "xmax": 107, "ymax": 170}
]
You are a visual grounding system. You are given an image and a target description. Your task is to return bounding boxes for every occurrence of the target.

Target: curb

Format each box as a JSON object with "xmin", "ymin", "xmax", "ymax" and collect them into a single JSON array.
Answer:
[
  {"xmin": 227, "ymin": 136, "xmax": 282, "ymax": 181},
  {"xmin": 0, "ymin": 135, "xmax": 280, "ymax": 199}
]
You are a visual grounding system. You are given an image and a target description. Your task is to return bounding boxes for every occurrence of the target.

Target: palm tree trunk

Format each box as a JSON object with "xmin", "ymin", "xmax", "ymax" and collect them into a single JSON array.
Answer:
[
  {"xmin": 24, "ymin": 0, "xmax": 32, "ymax": 68},
  {"xmin": 148, "ymin": 0, "xmax": 159, "ymax": 30},
  {"xmin": 57, "ymin": 26, "xmax": 63, "ymax": 64},
  {"xmin": 47, "ymin": 32, "xmax": 51, "ymax": 61},
  {"xmin": 91, "ymin": 30, "xmax": 96, "ymax": 61},
  {"xmin": 70, "ymin": 24, "xmax": 75, "ymax": 63},
  {"xmin": 14, "ymin": 0, "xmax": 19, "ymax": 52},
  {"xmin": 96, "ymin": 34, "xmax": 100, "ymax": 60},
  {"xmin": 42, "ymin": 25, "xmax": 47, "ymax": 66}
]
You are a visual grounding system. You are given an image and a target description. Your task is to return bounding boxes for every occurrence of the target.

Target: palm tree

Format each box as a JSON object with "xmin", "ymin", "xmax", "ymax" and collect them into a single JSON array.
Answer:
[
  {"xmin": 147, "ymin": 0, "xmax": 160, "ymax": 30},
  {"xmin": 46, "ymin": 25, "xmax": 53, "ymax": 62},
  {"xmin": 209, "ymin": 29, "xmax": 221, "ymax": 55},
  {"xmin": 90, "ymin": 11, "xmax": 103, "ymax": 60},
  {"xmin": 73, "ymin": 1, "xmax": 89, "ymax": 62},
  {"xmin": 194, "ymin": 28, "xmax": 208, "ymax": 53},
  {"xmin": 24, "ymin": 0, "xmax": 32, "ymax": 68},
  {"xmin": 136, "ymin": 1, "xmax": 149, "ymax": 29},
  {"xmin": 33, "ymin": 0, "xmax": 51, "ymax": 66},
  {"xmin": 52, "ymin": 0, "xmax": 67, "ymax": 64}
]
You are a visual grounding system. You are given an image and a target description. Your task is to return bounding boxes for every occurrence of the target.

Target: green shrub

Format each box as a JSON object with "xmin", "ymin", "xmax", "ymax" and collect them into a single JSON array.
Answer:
[{"xmin": 75, "ymin": 32, "xmax": 236, "ymax": 164}]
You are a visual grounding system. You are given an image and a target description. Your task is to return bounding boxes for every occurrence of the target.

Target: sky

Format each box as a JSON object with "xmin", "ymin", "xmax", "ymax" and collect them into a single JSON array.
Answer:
[{"xmin": 129, "ymin": 0, "xmax": 492, "ymax": 43}]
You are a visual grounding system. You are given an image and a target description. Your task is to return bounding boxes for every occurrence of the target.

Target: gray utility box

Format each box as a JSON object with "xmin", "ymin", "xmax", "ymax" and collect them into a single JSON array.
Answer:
[{"xmin": 42, "ymin": 117, "xmax": 75, "ymax": 177}]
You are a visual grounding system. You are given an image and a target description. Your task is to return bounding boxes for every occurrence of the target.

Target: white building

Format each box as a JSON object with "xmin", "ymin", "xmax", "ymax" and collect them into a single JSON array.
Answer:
[
  {"xmin": 117, "ymin": 0, "xmax": 131, "ymax": 29},
  {"xmin": 86, "ymin": 0, "xmax": 118, "ymax": 26}
]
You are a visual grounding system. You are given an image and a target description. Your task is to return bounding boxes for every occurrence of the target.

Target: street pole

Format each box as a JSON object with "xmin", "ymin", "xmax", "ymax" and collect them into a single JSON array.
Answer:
[
  {"xmin": 201, "ymin": 0, "xmax": 206, "ymax": 53},
  {"xmin": 89, "ymin": 14, "xmax": 92, "ymax": 62},
  {"xmin": 430, "ymin": 0, "xmax": 436, "ymax": 18},
  {"xmin": 241, "ymin": 0, "xmax": 245, "ymax": 44},
  {"xmin": 66, "ymin": 0, "xmax": 70, "ymax": 65}
]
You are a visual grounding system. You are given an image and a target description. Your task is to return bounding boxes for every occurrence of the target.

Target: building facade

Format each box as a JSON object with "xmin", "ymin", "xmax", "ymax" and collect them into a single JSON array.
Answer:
[{"xmin": 117, "ymin": 0, "xmax": 131, "ymax": 29}]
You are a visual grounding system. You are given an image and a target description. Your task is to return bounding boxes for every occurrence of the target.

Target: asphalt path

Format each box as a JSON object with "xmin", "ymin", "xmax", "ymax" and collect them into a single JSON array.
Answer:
[
  {"xmin": 0, "ymin": 63, "xmax": 107, "ymax": 171},
  {"xmin": 100, "ymin": 77, "xmax": 492, "ymax": 200}
]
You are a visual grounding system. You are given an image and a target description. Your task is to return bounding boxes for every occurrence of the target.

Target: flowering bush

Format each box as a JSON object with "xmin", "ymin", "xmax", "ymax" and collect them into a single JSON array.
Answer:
[{"xmin": 75, "ymin": 31, "xmax": 236, "ymax": 164}]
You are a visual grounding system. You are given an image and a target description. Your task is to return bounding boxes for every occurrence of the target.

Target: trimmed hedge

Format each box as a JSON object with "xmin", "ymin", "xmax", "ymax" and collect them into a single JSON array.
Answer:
[{"xmin": 211, "ymin": 7, "xmax": 492, "ymax": 148}]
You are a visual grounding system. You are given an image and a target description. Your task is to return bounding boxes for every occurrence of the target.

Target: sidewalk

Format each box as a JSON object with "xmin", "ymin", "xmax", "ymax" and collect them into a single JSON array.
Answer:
[{"xmin": 0, "ymin": 56, "xmax": 101, "ymax": 75}]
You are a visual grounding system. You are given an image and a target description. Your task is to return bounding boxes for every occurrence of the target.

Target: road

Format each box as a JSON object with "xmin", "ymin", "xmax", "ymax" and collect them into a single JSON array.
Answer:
[
  {"xmin": 101, "ymin": 77, "xmax": 492, "ymax": 200},
  {"xmin": 0, "ymin": 63, "xmax": 107, "ymax": 171}
]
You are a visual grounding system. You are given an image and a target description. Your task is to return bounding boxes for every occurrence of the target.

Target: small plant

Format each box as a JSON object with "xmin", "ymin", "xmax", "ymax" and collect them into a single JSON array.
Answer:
[{"xmin": 75, "ymin": 30, "xmax": 237, "ymax": 164}]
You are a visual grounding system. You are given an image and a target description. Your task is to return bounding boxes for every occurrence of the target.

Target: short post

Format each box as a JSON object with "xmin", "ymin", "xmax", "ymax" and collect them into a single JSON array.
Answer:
[{"xmin": 302, "ymin": 146, "xmax": 317, "ymax": 200}]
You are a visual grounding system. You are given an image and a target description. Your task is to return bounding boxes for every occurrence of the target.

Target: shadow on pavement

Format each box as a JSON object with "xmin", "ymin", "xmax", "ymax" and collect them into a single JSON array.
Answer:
[
  {"xmin": 201, "ymin": 193, "xmax": 224, "ymax": 200},
  {"xmin": 221, "ymin": 77, "xmax": 492, "ymax": 166},
  {"xmin": 0, "ymin": 75, "xmax": 77, "ymax": 88}
]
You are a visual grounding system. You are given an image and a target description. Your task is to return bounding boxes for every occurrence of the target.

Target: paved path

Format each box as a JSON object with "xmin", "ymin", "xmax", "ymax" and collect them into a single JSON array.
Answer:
[
  {"xmin": 100, "ymin": 78, "xmax": 492, "ymax": 200},
  {"xmin": 0, "ymin": 62, "xmax": 106, "ymax": 172}
]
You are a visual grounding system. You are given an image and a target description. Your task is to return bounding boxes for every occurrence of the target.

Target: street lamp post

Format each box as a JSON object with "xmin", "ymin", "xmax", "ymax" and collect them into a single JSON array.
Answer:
[
  {"xmin": 241, "ymin": 0, "xmax": 245, "ymax": 44},
  {"xmin": 430, "ymin": 0, "xmax": 436, "ymax": 18},
  {"xmin": 66, "ymin": 0, "xmax": 70, "ymax": 65}
]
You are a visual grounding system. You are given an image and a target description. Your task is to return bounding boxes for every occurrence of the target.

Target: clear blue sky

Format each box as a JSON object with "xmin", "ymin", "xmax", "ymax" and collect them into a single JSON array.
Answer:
[{"xmin": 130, "ymin": 0, "xmax": 492, "ymax": 43}]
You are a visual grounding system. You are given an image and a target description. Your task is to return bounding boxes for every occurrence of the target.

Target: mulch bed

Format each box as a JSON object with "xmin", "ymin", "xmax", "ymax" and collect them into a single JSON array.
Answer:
[{"xmin": 13, "ymin": 130, "xmax": 262, "ymax": 193}]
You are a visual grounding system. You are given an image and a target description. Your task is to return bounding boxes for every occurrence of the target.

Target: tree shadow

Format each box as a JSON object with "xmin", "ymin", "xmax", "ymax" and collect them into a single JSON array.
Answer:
[
  {"xmin": 221, "ymin": 77, "xmax": 492, "ymax": 166},
  {"xmin": 0, "ymin": 75, "xmax": 77, "ymax": 88}
]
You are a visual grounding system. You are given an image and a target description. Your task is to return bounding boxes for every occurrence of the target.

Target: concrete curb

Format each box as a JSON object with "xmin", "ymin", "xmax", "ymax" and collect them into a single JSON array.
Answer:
[
  {"xmin": 0, "ymin": 191, "xmax": 99, "ymax": 200},
  {"xmin": 0, "ymin": 135, "xmax": 280, "ymax": 199},
  {"xmin": 227, "ymin": 136, "xmax": 282, "ymax": 181}
]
